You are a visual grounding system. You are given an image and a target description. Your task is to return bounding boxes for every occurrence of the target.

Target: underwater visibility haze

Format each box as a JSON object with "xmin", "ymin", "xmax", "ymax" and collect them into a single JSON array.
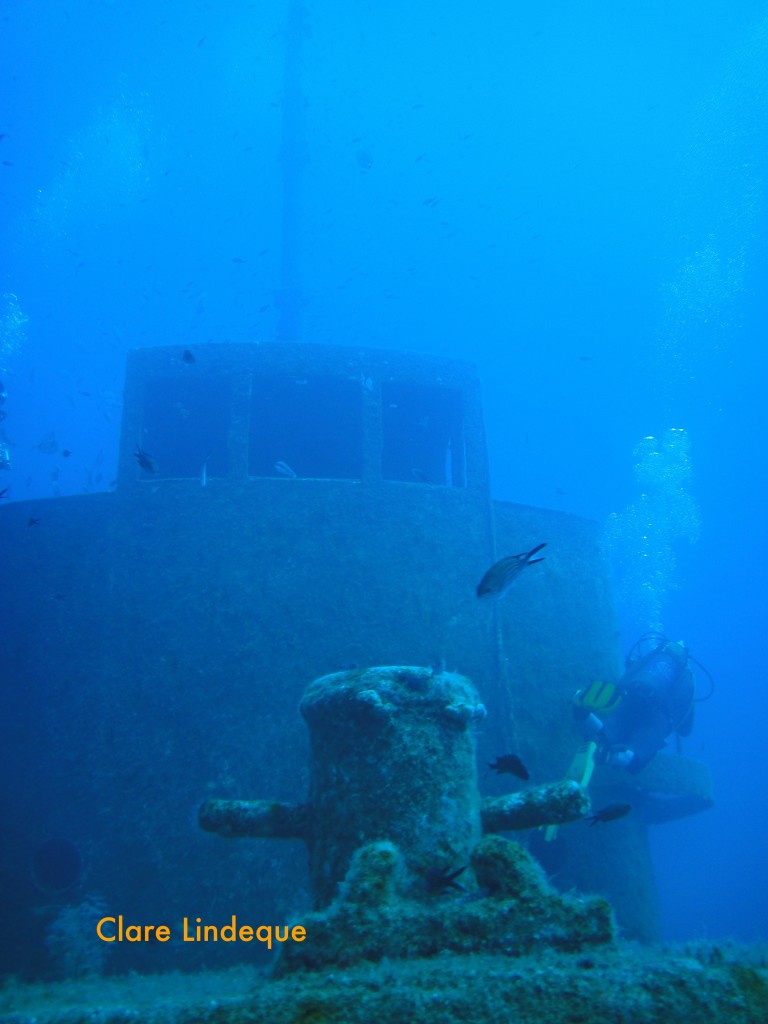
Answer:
[{"xmin": 1, "ymin": 0, "xmax": 767, "ymax": 1015}]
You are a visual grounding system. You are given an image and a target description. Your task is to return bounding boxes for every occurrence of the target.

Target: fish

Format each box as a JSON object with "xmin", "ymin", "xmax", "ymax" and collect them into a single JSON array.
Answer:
[
  {"xmin": 586, "ymin": 803, "xmax": 631, "ymax": 826},
  {"xmin": 425, "ymin": 864, "xmax": 467, "ymax": 895},
  {"xmin": 0, "ymin": 487, "xmax": 7, "ymax": 498},
  {"xmin": 274, "ymin": 460, "xmax": 297, "ymax": 478},
  {"xmin": 182, "ymin": 348, "xmax": 195, "ymax": 364},
  {"xmin": 134, "ymin": 445, "xmax": 159, "ymax": 474},
  {"xmin": 488, "ymin": 754, "xmax": 530, "ymax": 781},
  {"xmin": 28, "ymin": 517, "xmax": 40, "ymax": 526},
  {"xmin": 476, "ymin": 542, "xmax": 546, "ymax": 598}
]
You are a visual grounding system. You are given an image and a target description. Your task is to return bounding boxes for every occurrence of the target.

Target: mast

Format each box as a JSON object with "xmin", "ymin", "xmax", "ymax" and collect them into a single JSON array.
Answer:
[{"xmin": 276, "ymin": 0, "xmax": 307, "ymax": 342}]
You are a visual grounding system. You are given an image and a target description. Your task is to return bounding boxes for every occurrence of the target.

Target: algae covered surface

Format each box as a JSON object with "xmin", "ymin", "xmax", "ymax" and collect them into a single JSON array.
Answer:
[{"xmin": 1, "ymin": 944, "xmax": 767, "ymax": 1024}]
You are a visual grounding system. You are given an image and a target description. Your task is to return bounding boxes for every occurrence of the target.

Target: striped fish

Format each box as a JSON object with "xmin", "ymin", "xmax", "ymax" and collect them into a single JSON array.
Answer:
[{"xmin": 476, "ymin": 542, "xmax": 546, "ymax": 598}]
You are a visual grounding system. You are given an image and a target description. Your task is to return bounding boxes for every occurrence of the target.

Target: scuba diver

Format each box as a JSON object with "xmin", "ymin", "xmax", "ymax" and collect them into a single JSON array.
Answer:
[
  {"xmin": 543, "ymin": 633, "xmax": 714, "ymax": 840},
  {"xmin": 573, "ymin": 634, "xmax": 705, "ymax": 775}
]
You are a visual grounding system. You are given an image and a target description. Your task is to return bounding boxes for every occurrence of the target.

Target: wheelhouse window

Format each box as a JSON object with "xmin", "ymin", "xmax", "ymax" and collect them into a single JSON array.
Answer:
[
  {"xmin": 139, "ymin": 376, "xmax": 231, "ymax": 480},
  {"xmin": 381, "ymin": 382, "xmax": 466, "ymax": 487},
  {"xmin": 248, "ymin": 374, "xmax": 364, "ymax": 479}
]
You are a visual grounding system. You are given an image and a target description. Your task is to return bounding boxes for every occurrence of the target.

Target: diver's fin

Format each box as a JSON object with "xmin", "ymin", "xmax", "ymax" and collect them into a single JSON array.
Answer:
[
  {"xmin": 543, "ymin": 741, "xmax": 597, "ymax": 842},
  {"xmin": 574, "ymin": 680, "xmax": 622, "ymax": 716}
]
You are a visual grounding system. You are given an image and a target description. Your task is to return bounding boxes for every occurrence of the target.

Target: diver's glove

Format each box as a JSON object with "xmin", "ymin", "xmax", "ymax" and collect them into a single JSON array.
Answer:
[
  {"xmin": 606, "ymin": 746, "xmax": 634, "ymax": 768},
  {"xmin": 573, "ymin": 707, "xmax": 604, "ymax": 739}
]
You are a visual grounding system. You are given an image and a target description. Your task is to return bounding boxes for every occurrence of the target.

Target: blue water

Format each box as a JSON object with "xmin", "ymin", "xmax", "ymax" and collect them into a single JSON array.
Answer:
[{"xmin": 1, "ymin": 0, "xmax": 766, "ymax": 948}]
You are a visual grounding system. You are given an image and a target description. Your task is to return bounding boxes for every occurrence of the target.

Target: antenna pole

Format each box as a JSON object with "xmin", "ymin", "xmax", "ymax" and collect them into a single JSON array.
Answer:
[{"xmin": 276, "ymin": 1, "xmax": 306, "ymax": 343}]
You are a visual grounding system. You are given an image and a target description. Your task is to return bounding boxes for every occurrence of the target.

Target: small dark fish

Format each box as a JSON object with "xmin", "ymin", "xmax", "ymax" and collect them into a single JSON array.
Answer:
[
  {"xmin": 28, "ymin": 517, "xmax": 40, "ymax": 526},
  {"xmin": 476, "ymin": 542, "xmax": 546, "ymax": 598},
  {"xmin": 231, "ymin": 257, "xmax": 247, "ymax": 264},
  {"xmin": 488, "ymin": 754, "xmax": 530, "ymax": 781},
  {"xmin": 62, "ymin": 449, "xmax": 73, "ymax": 458},
  {"xmin": 425, "ymin": 864, "xmax": 467, "ymax": 894},
  {"xmin": 134, "ymin": 445, "xmax": 159, "ymax": 474},
  {"xmin": 182, "ymin": 348, "xmax": 195, "ymax": 364},
  {"xmin": 0, "ymin": 487, "xmax": 7, "ymax": 498},
  {"xmin": 274, "ymin": 460, "xmax": 297, "ymax": 478},
  {"xmin": 587, "ymin": 803, "xmax": 631, "ymax": 826}
]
